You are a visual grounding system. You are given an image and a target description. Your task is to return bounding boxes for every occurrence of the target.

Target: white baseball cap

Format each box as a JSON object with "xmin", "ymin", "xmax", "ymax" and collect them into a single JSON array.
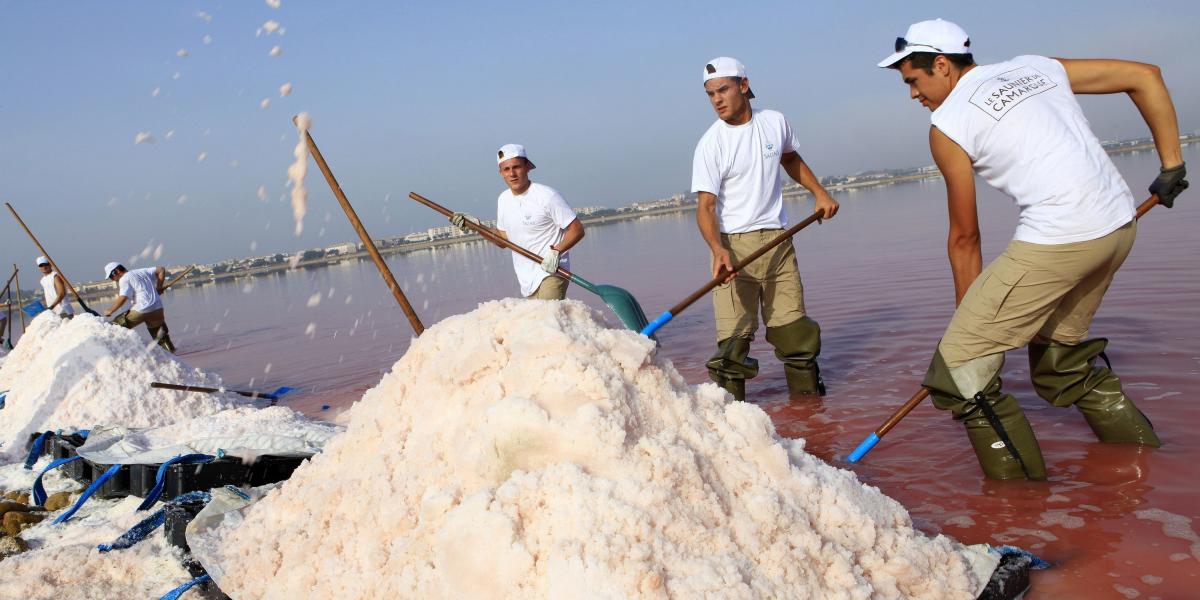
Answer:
[
  {"xmin": 496, "ymin": 144, "xmax": 535, "ymax": 169},
  {"xmin": 35, "ymin": 256, "xmax": 50, "ymax": 266},
  {"xmin": 703, "ymin": 57, "xmax": 755, "ymax": 99},
  {"xmin": 104, "ymin": 262, "xmax": 123, "ymax": 278},
  {"xmin": 877, "ymin": 19, "xmax": 971, "ymax": 68}
]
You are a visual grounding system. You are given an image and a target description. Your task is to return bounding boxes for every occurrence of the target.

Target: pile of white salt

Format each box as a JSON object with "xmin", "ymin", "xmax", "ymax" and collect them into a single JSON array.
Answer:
[
  {"xmin": 0, "ymin": 313, "xmax": 246, "ymax": 461},
  {"xmin": 200, "ymin": 299, "xmax": 986, "ymax": 599}
]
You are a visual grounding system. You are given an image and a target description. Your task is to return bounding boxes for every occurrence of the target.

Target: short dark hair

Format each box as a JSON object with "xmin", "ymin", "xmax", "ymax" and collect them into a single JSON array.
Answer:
[{"xmin": 895, "ymin": 52, "xmax": 974, "ymax": 73}]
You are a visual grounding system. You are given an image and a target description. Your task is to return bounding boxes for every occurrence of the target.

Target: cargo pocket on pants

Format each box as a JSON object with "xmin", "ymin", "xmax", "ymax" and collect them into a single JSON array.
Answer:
[{"xmin": 966, "ymin": 260, "xmax": 1027, "ymax": 323}]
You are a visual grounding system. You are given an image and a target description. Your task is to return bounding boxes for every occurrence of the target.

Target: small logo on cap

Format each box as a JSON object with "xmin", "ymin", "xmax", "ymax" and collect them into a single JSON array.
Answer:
[
  {"xmin": 706, "ymin": 64, "xmax": 716, "ymax": 74},
  {"xmin": 498, "ymin": 150, "xmax": 505, "ymax": 159}
]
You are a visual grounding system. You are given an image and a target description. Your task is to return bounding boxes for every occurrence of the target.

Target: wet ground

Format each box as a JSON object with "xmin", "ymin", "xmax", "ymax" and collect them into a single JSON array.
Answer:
[{"xmin": 160, "ymin": 147, "xmax": 1198, "ymax": 599}]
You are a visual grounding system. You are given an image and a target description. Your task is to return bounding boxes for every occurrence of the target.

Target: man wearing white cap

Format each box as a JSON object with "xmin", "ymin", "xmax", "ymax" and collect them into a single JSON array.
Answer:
[
  {"xmin": 692, "ymin": 56, "xmax": 839, "ymax": 401},
  {"xmin": 879, "ymin": 19, "xmax": 1187, "ymax": 479},
  {"xmin": 453, "ymin": 144, "xmax": 585, "ymax": 300},
  {"xmin": 36, "ymin": 256, "xmax": 74, "ymax": 318},
  {"xmin": 101, "ymin": 262, "xmax": 176, "ymax": 353}
]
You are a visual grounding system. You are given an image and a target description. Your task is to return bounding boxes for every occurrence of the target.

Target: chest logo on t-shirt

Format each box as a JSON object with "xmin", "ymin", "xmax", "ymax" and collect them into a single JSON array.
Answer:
[
  {"xmin": 967, "ymin": 66, "xmax": 1058, "ymax": 121},
  {"xmin": 762, "ymin": 142, "xmax": 778, "ymax": 159}
]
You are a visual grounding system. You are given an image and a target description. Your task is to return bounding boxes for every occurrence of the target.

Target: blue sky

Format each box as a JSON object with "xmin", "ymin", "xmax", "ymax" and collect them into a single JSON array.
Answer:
[{"xmin": 1, "ymin": 1, "xmax": 1196, "ymax": 279}]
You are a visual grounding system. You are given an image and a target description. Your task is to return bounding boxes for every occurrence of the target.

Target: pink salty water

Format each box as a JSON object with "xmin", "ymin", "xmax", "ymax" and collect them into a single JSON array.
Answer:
[{"xmin": 168, "ymin": 148, "xmax": 1197, "ymax": 599}]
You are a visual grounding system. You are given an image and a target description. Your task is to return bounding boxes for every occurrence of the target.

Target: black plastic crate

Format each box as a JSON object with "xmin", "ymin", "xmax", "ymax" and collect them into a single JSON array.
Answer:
[
  {"xmin": 246, "ymin": 455, "xmax": 306, "ymax": 486},
  {"xmin": 51, "ymin": 437, "xmax": 93, "ymax": 484},
  {"xmin": 164, "ymin": 497, "xmax": 209, "ymax": 553},
  {"xmin": 83, "ymin": 460, "xmax": 132, "ymax": 499},
  {"xmin": 161, "ymin": 459, "xmax": 250, "ymax": 499}
]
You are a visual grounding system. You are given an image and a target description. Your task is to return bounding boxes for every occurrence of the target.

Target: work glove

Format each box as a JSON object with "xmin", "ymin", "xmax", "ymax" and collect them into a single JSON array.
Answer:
[
  {"xmin": 540, "ymin": 249, "xmax": 560, "ymax": 274},
  {"xmin": 450, "ymin": 212, "xmax": 480, "ymax": 233},
  {"xmin": 1149, "ymin": 162, "xmax": 1188, "ymax": 208}
]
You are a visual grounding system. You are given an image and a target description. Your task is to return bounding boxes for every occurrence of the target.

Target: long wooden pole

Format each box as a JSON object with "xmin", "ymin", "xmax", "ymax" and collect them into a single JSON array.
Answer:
[
  {"xmin": 13, "ymin": 264, "xmax": 25, "ymax": 331},
  {"xmin": 5, "ymin": 276, "xmax": 12, "ymax": 346},
  {"xmin": 161, "ymin": 265, "xmax": 195, "ymax": 293},
  {"xmin": 848, "ymin": 193, "xmax": 1164, "ymax": 463},
  {"xmin": 4, "ymin": 203, "xmax": 98, "ymax": 316},
  {"xmin": 150, "ymin": 381, "xmax": 282, "ymax": 400},
  {"xmin": 297, "ymin": 120, "xmax": 424, "ymax": 336}
]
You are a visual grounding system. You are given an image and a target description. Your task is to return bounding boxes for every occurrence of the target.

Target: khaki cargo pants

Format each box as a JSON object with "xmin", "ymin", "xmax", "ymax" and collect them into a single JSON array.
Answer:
[
  {"xmin": 939, "ymin": 221, "xmax": 1136, "ymax": 368},
  {"xmin": 113, "ymin": 308, "xmax": 177, "ymax": 353},
  {"xmin": 527, "ymin": 275, "xmax": 569, "ymax": 300},
  {"xmin": 713, "ymin": 230, "xmax": 806, "ymax": 340}
]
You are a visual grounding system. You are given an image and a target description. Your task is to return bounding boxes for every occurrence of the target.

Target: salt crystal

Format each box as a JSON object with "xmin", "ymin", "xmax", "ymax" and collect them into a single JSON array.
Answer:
[
  {"xmin": 306, "ymin": 293, "xmax": 321, "ymax": 308},
  {"xmin": 269, "ymin": 45, "xmax": 282, "ymax": 57},
  {"xmin": 202, "ymin": 34, "xmax": 213, "ymax": 45},
  {"xmin": 134, "ymin": 131, "xmax": 154, "ymax": 145},
  {"xmin": 257, "ymin": 185, "xmax": 268, "ymax": 202},
  {"xmin": 261, "ymin": 20, "xmax": 282, "ymax": 35},
  {"xmin": 304, "ymin": 322, "xmax": 316, "ymax": 337},
  {"xmin": 197, "ymin": 152, "xmax": 208, "ymax": 162},
  {"xmin": 261, "ymin": 98, "xmax": 271, "ymax": 109},
  {"xmin": 177, "ymin": 48, "xmax": 189, "ymax": 58},
  {"xmin": 151, "ymin": 87, "xmax": 161, "ymax": 97},
  {"xmin": 279, "ymin": 82, "xmax": 292, "ymax": 97},
  {"xmin": 265, "ymin": 0, "xmax": 281, "ymax": 8}
]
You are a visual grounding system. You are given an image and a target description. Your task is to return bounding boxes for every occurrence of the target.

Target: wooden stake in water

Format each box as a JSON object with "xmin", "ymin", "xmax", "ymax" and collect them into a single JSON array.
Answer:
[{"xmin": 13, "ymin": 263, "xmax": 25, "ymax": 331}]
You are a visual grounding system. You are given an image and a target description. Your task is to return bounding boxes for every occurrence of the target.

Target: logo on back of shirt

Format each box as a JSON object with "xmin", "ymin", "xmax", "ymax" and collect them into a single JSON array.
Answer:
[
  {"xmin": 762, "ymin": 142, "xmax": 778, "ymax": 159},
  {"xmin": 968, "ymin": 66, "xmax": 1058, "ymax": 121}
]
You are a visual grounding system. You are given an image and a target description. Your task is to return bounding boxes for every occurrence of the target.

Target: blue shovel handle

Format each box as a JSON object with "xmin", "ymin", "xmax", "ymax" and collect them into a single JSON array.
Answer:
[
  {"xmin": 847, "ymin": 432, "xmax": 881, "ymax": 463},
  {"xmin": 640, "ymin": 311, "xmax": 673, "ymax": 337}
]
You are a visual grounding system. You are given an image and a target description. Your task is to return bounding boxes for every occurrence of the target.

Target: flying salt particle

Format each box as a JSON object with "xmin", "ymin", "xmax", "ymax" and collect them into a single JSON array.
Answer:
[
  {"xmin": 344, "ymin": 295, "xmax": 352, "ymax": 305},
  {"xmin": 260, "ymin": 20, "xmax": 282, "ymax": 35},
  {"xmin": 326, "ymin": 287, "xmax": 335, "ymax": 298},
  {"xmin": 202, "ymin": 34, "xmax": 213, "ymax": 45},
  {"xmin": 242, "ymin": 283, "xmax": 254, "ymax": 294},
  {"xmin": 134, "ymin": 132, "xmax": 155, "ymax": 145},
  {"xmin": 264, "ymin": 363, "xmax": 273, "ymax": 374},
  {"xmin": 250, "ymin": 241, "xmax": 259, "ymax": 252},
  {"xmin": 288, "ymin": 112, "xmax": 311, "ymax": 235},
  {"xmin": 279, "ymin": 82, "xmax": 292, "ymax": 97},
  {"xmin": 306, "ymin": 293, "xmax": 321, "ymax": 308},
  {"xmin": 265, "ymin": 0, "xmax": 281, "ymax": 8},
  {"xmin": 153, "ymin": 244, "xmax": 164, "ymax": 260},
  {"xmin": 261, "ymin": 98, "xmax": 271, "ymax": 109},
  {"xmin": 177, "ymin": 49, "xmax": 189, "ymax": 58},
  {"xmin": 151, "ymin": 87, "xmax": 161, "ymax": 97},
  {"xmin": 317, "ymin": 227, "xmax": 325, "ymax": 237},
  {"xmin": 288, "ymin": 253, "xmax": 302, "ymax": 268},
  {"xmin": 257, "ymin": 185, "xmax": 268, "ymax": 202},
  {"xmin": 196, "ymin": 11, "xmax": 213, "ymax": 22},
  {"xmin": 177, "ymin": 194, "xmax": 188, "ymax": 205},
  {"xmin": 269, "ymin": 46, "xmax": 282, "ymax": 58},
  {"xmin": 304, "ymin": 322, "xmax": 316, "ymax": 337},
  {"xmin": 107, "ymin": 197, "xmax": 118, "ymax": 207},
  {"xmin": 139, "ymin": 243, "xmax": 154, "ymax": 259},
  {"xmin": 164, "ymin": 130, "xmax": 175, "ymax": 140},
  {"xmin": 172, "ymin": 72, "xmax": 181, "ymax": 80},
  {"xmin": 197, "ymin": 152, "xmax": 208, "ymax": 162}
]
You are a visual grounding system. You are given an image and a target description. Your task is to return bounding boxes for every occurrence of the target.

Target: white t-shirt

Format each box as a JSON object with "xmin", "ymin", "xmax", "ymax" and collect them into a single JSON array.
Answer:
[
  {"xmin": 691, "ymin": 109, "xmax": 800, "ymax": 234},
  {"xmin": 41, "ymin": 271, "xmax": 74, "ymax": 316},
  {"xmin": 118, "ymin": 267, "xmax": 164, "ymax": 313},
  {"xmin": 496, "ymin": 182, "xmax": 578, "ymax": 297},
  {"xmin": 931, "ymin": 55, "xmax": 1135, "ymax": 245}
]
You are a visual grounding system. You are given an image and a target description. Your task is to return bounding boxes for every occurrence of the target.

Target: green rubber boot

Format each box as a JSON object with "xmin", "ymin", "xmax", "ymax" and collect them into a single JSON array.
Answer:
[
  {"xmin": 706, "ymin": 336, "xmax": 759, "ymax": 402},
  {"xmin": 924, "ymin": 351, "xmax": 1048, "ymax": 481},
  {"xmin": 765, "ymin": 316, "xmax": 826, "ymax": 396},
  {"xmin": 1029, "ymin": 338, "xmax": 1160, "ymax": 446}
]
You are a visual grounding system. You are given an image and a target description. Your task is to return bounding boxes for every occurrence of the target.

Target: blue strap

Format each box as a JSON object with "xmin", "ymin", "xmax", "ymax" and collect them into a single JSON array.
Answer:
[
  {"xmin": 23, "ymin": 431, "xmax": 52, "ymax": 470},
  {"xmin": 31, "ymin": 455, "xmax": 82, "ymax": 506},
  {"xmin": 99, "ymin": 507, "xmax": 166, "ymax": 552},
  {"xmin": 160, "ymin": 574, "xmax": 212, "ymax": 600},
  {"xmin": 0, "ymin": 391, "xmax": 6, "ymax": 410},
  {"xmin": 98, "ymin": 490, "xmax": 213, "ymax": 553},
  {"xmin": 137, "ymin": 454, "xmax": 216, "ymax": 511},
  {"xmin": 53, "ymin": 463, "xmax": 122, "ymax": 524}
]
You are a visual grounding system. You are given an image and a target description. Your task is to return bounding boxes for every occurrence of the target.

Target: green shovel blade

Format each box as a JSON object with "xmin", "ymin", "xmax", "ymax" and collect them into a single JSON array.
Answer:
[{"xmin": 573, "ymin": 277, "xmax": 649, "ymax": 332}]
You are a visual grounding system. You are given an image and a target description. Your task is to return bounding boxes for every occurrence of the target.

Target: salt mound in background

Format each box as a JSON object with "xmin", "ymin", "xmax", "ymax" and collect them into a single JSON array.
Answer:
[
  {"xmin": 0, "ymin": 313, "xmax": 245, "ymax": 460},
  {"xmin": 203, "ymin": 299, "xmax": 983, "ymax": 599}
]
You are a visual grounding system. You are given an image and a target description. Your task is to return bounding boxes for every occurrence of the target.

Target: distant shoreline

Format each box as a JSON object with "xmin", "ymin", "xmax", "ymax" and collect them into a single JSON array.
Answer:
[{"xmin": 48, "ymin": 135, "xmax": 1197, "ymax": 306}]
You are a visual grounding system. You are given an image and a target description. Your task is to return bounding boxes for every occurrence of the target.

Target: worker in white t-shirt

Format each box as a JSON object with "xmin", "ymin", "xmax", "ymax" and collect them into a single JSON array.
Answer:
[
  {"xmin": 692, "ymin": 57, "xmax": 840, "ymax": 402},
  {"xmin": 36, "ymin": 256, "xmax": 74, "ymax": 318},
  {"xmin": 878, "ymin": 19, "xmax": 1188, "ymax": 480},
  {"xmin": 101, "ymin": 262, "xmax": 177, "ymax": 353},
  {"xmin": 452, "ymin": 144, "xmax": 585, "ymax": 300}
]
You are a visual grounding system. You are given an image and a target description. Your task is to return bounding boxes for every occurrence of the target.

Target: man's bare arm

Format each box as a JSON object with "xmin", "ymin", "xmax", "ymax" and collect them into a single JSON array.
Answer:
[
  {"xmin": 552, "ymin": 218, "xmax": 585, "ymax": 253},
  {"xmin": 697, "ymin": 191, "xmax": 735, "ymax": 282},
  {"xmin": 930, "ymin": 126, "xmax": 981, "ymax": 306},
  {"xmin": 780, "ymin": 152, "xmax": 839, "ymax": 219}
]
